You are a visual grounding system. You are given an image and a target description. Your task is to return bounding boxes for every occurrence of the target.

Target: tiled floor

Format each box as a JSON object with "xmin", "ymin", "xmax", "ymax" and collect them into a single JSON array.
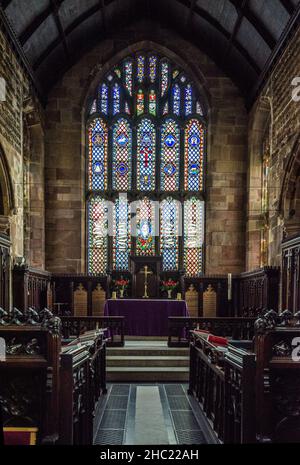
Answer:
[{"xmin": 94, "ymin": 383, "xmax": 218, "ymax": 445}]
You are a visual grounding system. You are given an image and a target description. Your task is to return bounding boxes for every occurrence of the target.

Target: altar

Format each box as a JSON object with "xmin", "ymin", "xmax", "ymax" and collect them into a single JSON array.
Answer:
[{"xmin": 104, "ymin": 299, "xmax": 189, "ymax": 336}]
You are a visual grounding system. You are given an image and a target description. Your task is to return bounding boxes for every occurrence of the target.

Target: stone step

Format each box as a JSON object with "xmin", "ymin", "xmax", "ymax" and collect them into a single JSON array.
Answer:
[
  {"xmin": 107, "ymin": 366, "xmax": 189, "ymax": 382},
  {"xmin": 107, "ymin": 348, "xmax": 189, "ymax": 357},
  {"xmin": 107, "ymin": 355, "xmax": 189, "ymax": 367}
]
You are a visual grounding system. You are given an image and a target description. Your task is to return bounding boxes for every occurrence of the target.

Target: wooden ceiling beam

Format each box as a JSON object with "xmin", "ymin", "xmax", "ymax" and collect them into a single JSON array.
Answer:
[
  {"xmin": 279, "ymin": 0, "xmax": 295, "ymax": 15},
  {"xmin": 33, "ymin": 0, "xmax": 115, "ymax": 70},
  {"xmin": 229, "ymin": 0, "xmax": 276, "ymax": 49},
  {"xmin": 19, "ymin": 0, "xmax": 64, "ymax": 45},
  {"xmin": 50, "ymin": 0, "xmax": 69, "ymax": 57},
  {"xmin": 175, "ymin": 0, "xmax": 260, "ymax": 74},
  {"xmin": 222, "ymin": 0, "xmax": 248, "ymax": 65}
]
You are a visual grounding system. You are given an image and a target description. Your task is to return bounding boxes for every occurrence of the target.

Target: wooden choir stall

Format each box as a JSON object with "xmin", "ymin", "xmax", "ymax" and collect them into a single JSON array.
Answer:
[{"xmin": 0, "ymin": 308, "xmax": 107, "ymax": 445}]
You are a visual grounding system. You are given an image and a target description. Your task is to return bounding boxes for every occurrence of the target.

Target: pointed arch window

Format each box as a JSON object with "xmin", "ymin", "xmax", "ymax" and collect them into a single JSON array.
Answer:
[{"xmin": 86, "ymin": 52, "xmax": 206, "ymax": 275}]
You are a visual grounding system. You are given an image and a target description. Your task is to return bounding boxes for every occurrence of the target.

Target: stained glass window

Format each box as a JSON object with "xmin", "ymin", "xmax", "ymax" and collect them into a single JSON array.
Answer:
[
  {"xmin": 136, "ymin": 89, "xmax": 144, "ymax": 116},
  {"xmin": 160, "ymin": 61, "xmax": 169, "ymax": 96},
  {"xmin": 99, "ymin": 83, "xmax": 108, "ymax": 114},
  {"xmin": 87, "ymin": 52, "xmax": 206, "ymax": 276},
  {"xmin": 112, "ymin": 118, "xmax": 132, "ymax": 191},
  {"xmin": 160, "ymin": 118, "xmax": 180, "ymax": 191},
  {"xmin": 88, "ymin": 118, "xmax": 108, "ymax": 190},
  {"xmin": 135, "ymin": 197, "xmax": 156, "ymax": 256},
  {"xmin": 113, "ymin": 196, "xmax": 131, "ymax": 270},
  {"xmin": 184, "ymin": 119, "xmax": 204, "ymax": 191},
  {"xmin": 149, "ymin": 90, "xmax": 156, "ymax": 116},
  {"xmin": 185, "ymin": 84, "xmax": 192, "ymax": 115},
  {"xmin": 160, "ymin": 197, "xmax": 180, "ymax": 270},
  {"xmin": 149, "ymin": 55, "xmax": 157, "ymax": 83},
  {"xmin": 184, "ymin": 198, "xmax": 204, "ymax": 276},
  {"xmin": 137, "ymin": 118, "xmax": 156, "ymax": 191},
  {"xmin": 113, "ymin": 83, "xmax": 121, "ymax": 115},
  {"xmin": 137, "ymin": 55, "xmax": 145, "ymax": 83},
  {"xmin": 124, "ymin": 60, "xmax": 133, "ymax": 96},
  {"xmin": 172, "ymin": 84, "xmax": 181, "ymax": 116},
  {"xmin": 88, "ymin": 196, "xmax": 108, "ymax": 274}
]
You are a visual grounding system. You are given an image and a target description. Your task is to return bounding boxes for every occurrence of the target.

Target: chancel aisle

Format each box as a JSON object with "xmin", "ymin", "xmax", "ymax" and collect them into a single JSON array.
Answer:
[{"xmin": 104, "ymin": 299, "xmax": 188, "ymax": 336}]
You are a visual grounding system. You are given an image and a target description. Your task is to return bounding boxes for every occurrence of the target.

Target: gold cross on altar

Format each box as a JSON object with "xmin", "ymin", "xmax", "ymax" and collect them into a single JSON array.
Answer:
[{"xmin": 142, "ymin": 265, "xmax": 153, "ymax": 299}]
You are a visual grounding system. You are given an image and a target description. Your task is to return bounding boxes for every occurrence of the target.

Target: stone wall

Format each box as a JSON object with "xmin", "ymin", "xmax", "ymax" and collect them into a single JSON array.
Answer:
[
  {"xmin": 44, "ymin": 21, "xmax": 248, "ymax": 274},
  {"xmin": 247, "ymin": 27, "xmax": 300, "ymax": 269},
  {"xmin": 0, "ymin": 28, "xmax": 26, "ymax": 259},
  {"xmin": 0, "ymin": 29, "xmax": 45, "ymax": 268}
]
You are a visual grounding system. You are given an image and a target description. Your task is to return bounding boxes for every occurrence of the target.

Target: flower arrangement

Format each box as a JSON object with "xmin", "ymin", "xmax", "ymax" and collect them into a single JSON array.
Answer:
[
  {"xmin": 161, "ymin": 278, "xmax": 178, "ymax": 299},
  {"xmin": 115, "ymin": 278, "xmax": 129, "ymax": 289},
  {"xmin": 161, "ymin": 279, "xmax": 178, "ymax": 291},
  {"xmin": 114, "ymin": 276, "xmax": 129, "ymax": 298}
]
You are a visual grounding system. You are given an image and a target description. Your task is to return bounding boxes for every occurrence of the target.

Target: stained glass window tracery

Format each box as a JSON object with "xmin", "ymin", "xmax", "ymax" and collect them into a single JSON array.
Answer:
[
  {"xmin": 88, "ymin": 196, "xmax": 108, "ymax": 274},
  {"xmin": 88, "ymin": 118, "xmax": 108, "ymax": 191},
  {"xmin": 99, "ymin": 83, "xmax": 108, "ymax": 114},
  {"xmin": 113, "ymin": 196, "xmax": 131, "ymax": 270},
  {"xmin": 172, "ymin": 84, "xmax": 181, "ymax": 116},
  {"xmin": 160, "ymin": 198, "xmax": 180, "ymax": 270},
  {"xmin": 137, "ymin": 118, "xmax": 156, "ymax": 191},
  {"xmin": 184, "ymin": 119, "xmax": 204, "ymax": 191},
  {"xmin": 112, "ymin": 118, "xmax": 132, "ymax": 191},
  {"xmin": 160, "ymin": 118, "xmax": 180, "ymax": 191},
  {"xmin": 135, "ymin": 197, "xmax": 156, "ymax": 256},
  {"xmin": 124, "ymin": 60, "xmax": 133, "ymax": 96},
  {"xmin": 184, "ymin": 198, "xmax": 204, "ymax": 276},
  {"xmin": 149, "ymin": 55, "xmax": 157, "ymax": 83},
  {"xmin": 185, "ymin": 84, "xmax": 193, "ymax": 116},
  {"xmin": 113, "ymin": 83, "xmax": 121, "ymax": 115},
  {"xmin": 87, "ymin": 52, "xmax": 206, "ymax": 276}
]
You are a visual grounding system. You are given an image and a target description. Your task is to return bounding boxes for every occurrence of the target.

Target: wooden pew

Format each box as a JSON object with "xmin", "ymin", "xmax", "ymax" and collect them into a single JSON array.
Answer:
[
  {"xmin": 0, "ymin": 310, "xmax": 107, "ymax": 445},
  {"xmin": 188, "ymin": 331, "xmax": 256, "ymax": 443},
  {"xmin": 255, "ymin": 322, "xmax": 300, "ymax": 443},
  {"xmin": 0, "ymin": 323, "xmax": 61, "ymax": 445},
  {"xmin": 59, "ymin": 330, "xmax": 106, "ymax": 445},
  {"xmin": 168, "ymin": 317, "xmax": 256, "ymax": 347},
  {"xmin": 188, "ymin": 310, "xmax": 300, "ymax": 443}
]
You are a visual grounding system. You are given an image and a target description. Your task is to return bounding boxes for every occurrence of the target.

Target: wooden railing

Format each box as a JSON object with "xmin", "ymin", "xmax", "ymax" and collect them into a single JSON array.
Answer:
[
  {"xmin": 60, "ymin": 316, "xmax": 125, "ymax": 347},
  {"xmin": 188, "ymin": 331, "xmax": 256, "ymax": 443},
  {"xmin": 188, "ymin": 331, "xmax": 225, "ymax": 441},
  {"xmin": 168, "ymin": 317, "xmax": 256, "ymax": 347}
]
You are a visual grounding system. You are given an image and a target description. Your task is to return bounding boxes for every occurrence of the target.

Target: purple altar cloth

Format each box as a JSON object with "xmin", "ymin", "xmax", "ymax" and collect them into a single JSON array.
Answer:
[{"xmin": 104, "ymin": 299, "xmax": 189, "ymax": 336}]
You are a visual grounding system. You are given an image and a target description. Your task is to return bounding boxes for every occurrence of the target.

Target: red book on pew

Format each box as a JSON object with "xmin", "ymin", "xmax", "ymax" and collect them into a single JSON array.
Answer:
[{"xmin": 207, "ymin": 334, "xmax": 228, "ymax": 346}]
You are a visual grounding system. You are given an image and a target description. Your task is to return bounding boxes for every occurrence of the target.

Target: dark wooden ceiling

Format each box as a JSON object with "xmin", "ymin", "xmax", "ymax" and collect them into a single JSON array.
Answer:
[{"xmin": 1, "ymin": 0, "xmax": 299, "ymax": 106}]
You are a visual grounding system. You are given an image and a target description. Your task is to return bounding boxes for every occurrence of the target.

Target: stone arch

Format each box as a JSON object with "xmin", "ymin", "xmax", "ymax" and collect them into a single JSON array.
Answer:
[
  {"xmin": 0, "ymin": 143, "xmax": 15, "ymax": 235},
  {"xmin": 279, "ymin": 135, "xmax": 300, "ymax": 238},
  {"xmin": 80, "ymin": 40, "xmax": 212, "ymax": 272},
  {"xmin": 246, "ymin": 97, "xmax": 271, "ymax": 270}
]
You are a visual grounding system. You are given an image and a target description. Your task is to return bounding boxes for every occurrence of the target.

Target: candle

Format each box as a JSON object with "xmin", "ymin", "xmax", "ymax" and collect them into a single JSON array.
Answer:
[
  {"xmin": 228, "ymin": 273, "xmax": 232, "ymax": 301},
  {"xmin": 112, "ymin": 291, "xmax": 117, "ymax": 299},
  {"xmin": 177, "ymin": 292, "xmax": 182, "ymax": 300}
]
